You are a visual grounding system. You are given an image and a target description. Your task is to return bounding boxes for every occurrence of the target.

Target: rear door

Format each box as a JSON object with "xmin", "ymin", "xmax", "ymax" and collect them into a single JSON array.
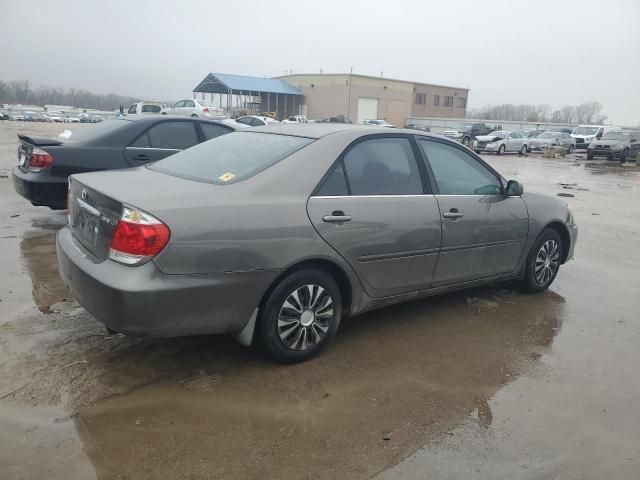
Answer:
[
  {"xmin": 183, "ymin": 100, "xmax": 196, "ymax": 116},
  {"xmin": 307, "ymin": 135, "xmax": 442, "ymax": 298},
  {"xmin": 417, "ymin": 138, "xmax": 528, "ymax": 286},
  {"xmin": 124, "ymin": 120, "xmax": 200, "ymax": 165}
]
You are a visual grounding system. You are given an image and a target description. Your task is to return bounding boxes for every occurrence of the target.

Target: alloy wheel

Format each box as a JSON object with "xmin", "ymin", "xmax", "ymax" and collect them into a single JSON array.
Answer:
[
  {"xmin": 534, "ymin": 240, "xmax": 560, "ymax": 285},
  {"xmin": 277, "ymin": 284, "xmax": 334, "ymax": 351}
]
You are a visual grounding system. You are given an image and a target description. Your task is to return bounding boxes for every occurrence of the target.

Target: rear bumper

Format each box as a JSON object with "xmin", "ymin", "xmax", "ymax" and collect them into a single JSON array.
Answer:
[
  {"xmin": 56, "ymin": 226, "xmax": 279, "ymax": 337},
  {"xmin": 12, "ymin": 167, "xmax": 67, "ymax": 209}
]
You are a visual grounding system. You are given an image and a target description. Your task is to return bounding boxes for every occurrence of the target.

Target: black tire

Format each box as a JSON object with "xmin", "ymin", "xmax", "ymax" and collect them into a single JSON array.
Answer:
[
  {"xmin": 568, "ymin": 144, "xmax": 574, "ymax": 153},
  {"xmin": 520, "ymin": 228, "xmax": 563, "ymax": 293},
  {"xmin": 520, "ymin": 144, "xmax": 527, "ymax": 155},
  {"xmin": 462, "ymin": 136, "xmax": 470, "ymax": 146},
  {"xmin": 259, "ymin": 269, "xmax": 342, "ymax": 363},
  {"xmin": 191, "ymin": 114, "xmax": 198, "ymax": 118},
  {"xmin": 587, "ymin": 153, "xmax": 594, "ymax": 160},
  {"xmin": 497, "ymin": 144, "xmax": 505, "ymax": 155}
]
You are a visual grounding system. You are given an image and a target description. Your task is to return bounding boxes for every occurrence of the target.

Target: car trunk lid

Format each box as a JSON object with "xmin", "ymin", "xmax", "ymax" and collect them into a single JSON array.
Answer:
[
  {"xmin": 68, "ymin": 178, "xmax": 122, "ymax": 261},
  {"xmin": 68, "ymin": 167, "xmax": 226, "ymax": 262}
]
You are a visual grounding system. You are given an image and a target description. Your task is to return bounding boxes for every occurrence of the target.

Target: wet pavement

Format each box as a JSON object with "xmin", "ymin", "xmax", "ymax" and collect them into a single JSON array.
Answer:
[{"xmin": 0, "ymin": 122, "xmax": 639, "ymax": 479}]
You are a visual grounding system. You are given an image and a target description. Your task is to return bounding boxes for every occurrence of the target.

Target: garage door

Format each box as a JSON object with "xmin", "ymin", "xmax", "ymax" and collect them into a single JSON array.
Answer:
[{"xmin": 357, "ymin": 97, "xmax": 379, "ymax": 124}]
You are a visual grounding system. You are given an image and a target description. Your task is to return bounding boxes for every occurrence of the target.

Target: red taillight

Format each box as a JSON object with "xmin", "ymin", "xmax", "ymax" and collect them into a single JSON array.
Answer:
[
  {"xmin": 29, "ymin": 146, "xmax": 54, "ymax": 169},
  {"xmin": 202, "ymin": 107, "xmax": 209, "ymax": 112},
  {"xmin": 109, "ymin": 206, "xmax": 170, "ymax": 266}
]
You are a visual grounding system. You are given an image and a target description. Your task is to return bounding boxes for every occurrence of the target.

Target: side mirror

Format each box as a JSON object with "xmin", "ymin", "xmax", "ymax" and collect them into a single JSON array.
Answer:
[{"xmin": 505, "ymin": 180, "xmax": 524, "ymax": 196}]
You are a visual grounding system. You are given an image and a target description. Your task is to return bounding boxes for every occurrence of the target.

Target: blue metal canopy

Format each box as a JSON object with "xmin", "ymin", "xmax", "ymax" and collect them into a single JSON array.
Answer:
[{"xmin": 193, "ymin": 73, "xmax": 303, "ymax": 96}]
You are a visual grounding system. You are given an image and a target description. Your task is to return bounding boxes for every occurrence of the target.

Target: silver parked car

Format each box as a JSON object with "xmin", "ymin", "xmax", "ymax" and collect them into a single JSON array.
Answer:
[
  {"xmin": 57, "ymin": 125, "xmax": 578, "ymax": 363},
  {"xmin": 474, "ymin": 130, "xmax": 529, "ymax": 155},
  {"xmin": 528, "ymin": 131, "xmax": 576, "ymax": 153}
]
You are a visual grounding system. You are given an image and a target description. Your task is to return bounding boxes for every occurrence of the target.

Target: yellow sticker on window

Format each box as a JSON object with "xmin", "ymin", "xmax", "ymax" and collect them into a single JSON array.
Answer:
[{"xmin": 218, "ymin": 172, "xmax": 236, "ymax": 182}]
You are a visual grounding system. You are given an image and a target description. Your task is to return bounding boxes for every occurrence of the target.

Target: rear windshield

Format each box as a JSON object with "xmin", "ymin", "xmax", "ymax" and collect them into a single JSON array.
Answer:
[
  {"xmin": 149, "ymin": 132, "xmax": 313, "ymax": 184},
  {"xmin": 58, "ymin": 118, "xmax": 132, "ymax": 143}
]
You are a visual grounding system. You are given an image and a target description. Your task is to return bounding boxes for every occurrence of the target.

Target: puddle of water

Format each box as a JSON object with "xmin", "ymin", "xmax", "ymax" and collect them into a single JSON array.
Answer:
[
  {"xmin": 0, "ymin": 404, "xmax": 96, "ymax": 480},
  {"xmin": 20, "ymin": 231, "xmax": 71, "ymax": 313},
  {"xmin": 65, "ymin": 288, "xmax": 564, "ymax": 480}
]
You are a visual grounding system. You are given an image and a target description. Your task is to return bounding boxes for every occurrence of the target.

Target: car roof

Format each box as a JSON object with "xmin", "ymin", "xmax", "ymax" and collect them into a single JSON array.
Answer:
[
  {"xmin": 112, "ymin": 115, "xmax": 237, "ymax": 128},
  {"xmin": 247, "ymin": 123, "xmax": 449, "ymax": 139}
]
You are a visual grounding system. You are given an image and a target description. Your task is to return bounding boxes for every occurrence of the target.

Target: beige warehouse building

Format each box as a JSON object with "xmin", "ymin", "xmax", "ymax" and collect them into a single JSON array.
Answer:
[{"xmin": 279, "ymin": 73, "xmax": 469, "ymax": 126}]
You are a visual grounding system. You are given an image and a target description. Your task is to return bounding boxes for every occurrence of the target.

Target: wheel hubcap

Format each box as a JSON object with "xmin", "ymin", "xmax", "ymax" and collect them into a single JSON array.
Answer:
[
  {"xmin": 534, "ymin": 240, "xmax": 560, "ymax": 285},
  {"xmin": 277, "ymin": 284, "xmax": 334, "ymax": 351}
]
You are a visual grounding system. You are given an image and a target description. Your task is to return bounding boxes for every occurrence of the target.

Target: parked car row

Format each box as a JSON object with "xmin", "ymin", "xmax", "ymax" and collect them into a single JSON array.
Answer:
[
  {"xmin": 0, "ymin": 110, "xmax": 104, "ymax": 123},
  {"xmin": 470, "ymin": 124, "xmax": 639, "ymax": 161}
]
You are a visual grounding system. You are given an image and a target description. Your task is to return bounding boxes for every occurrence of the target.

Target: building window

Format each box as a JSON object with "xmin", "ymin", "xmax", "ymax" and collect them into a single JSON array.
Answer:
[
  {"xmin": 415, "ymin": 92, "xmax": 426, "ymax": 105},
  {"xmin": 444, "ymin": 96, "xmax": 454, "ymax": 107},
  {"xmin": 433, "ymin": 95, "xmax": 440, "ymax": 106},
  {"xmin": 457, "ymin": 97, "xmax": 467, "ymax": 108}
]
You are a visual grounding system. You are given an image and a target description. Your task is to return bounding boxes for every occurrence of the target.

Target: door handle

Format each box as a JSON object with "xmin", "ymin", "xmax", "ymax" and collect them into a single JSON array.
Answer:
[
  {"xmin": 443, "ymin": 209, "xmax": 464, "ymax": 219},
  {"xmin": 322, "ymin": 210, "xmax": 352, "ymax": 223},
  {"xmin": 134, "ymin": 154, "xmax": 149, "ymax": 160}
]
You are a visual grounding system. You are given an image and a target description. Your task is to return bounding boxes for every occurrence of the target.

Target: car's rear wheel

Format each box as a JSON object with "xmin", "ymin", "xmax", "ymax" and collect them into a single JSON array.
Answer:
[
  {"xmin": 259, "ymin": 269, "xmax": 342, "ymax": 363},
  {"xmin": 521, "ymin": 228, "xmax": 563, "ymax": 293},
  {"xmin": 497, "ymin": 144, "xmax": 505, "ymax": 155}
]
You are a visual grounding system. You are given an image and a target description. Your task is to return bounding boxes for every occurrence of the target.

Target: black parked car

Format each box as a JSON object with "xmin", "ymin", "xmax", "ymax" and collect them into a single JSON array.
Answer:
[{"xmin": 12, "ymin": 116, "xmax": 236, "ymax": 209}]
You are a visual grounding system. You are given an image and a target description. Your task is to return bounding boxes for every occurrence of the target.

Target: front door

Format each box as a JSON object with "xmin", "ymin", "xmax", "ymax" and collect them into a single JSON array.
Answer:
[
  {"xmin": 417, "ymin": 138, "xmax": 529, "ymax": 286},
  {"xmin": 307, "ymin": 136, "xmax": 441, "ymax": 298}
]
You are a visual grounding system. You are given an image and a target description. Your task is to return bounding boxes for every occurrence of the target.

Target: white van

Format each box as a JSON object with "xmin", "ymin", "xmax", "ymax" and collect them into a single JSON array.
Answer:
[
  {"xmin": 126, "ymin": 101, "xmax": 167, "ymax": 115},
  {"xmin": 571, "ymin": 125, "xmax": 620, "ymax": 149}
]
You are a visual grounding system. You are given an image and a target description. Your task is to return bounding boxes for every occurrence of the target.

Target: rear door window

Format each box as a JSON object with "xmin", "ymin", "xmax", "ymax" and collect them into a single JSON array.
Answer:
[
  {"xmin": 127, "ymin": 104, "xmax": 137, "ymax": 114},
  {"xmin": 146, "ymin": 121, "xmax": 199, "ymax": 150},
  {"xmin": 149, "ymin": 132, "xmax": 312, "ymax": 184},
  {"xmin": 199, "ymin": 122, "xmax": 232, "ymax": 140},
  {"xmin": 316, "ymin": 162, "xmax": 349, "ymax": 196},
  {"xmin": 342, "ymin": 137, "xmax": 423, "ymax": 195}
]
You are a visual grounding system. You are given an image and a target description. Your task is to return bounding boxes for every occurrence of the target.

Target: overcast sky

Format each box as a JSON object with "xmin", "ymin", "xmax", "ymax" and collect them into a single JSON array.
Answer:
[{"xmin": 1, "ymin": 0, "xmax": 638, "ymax": 124}]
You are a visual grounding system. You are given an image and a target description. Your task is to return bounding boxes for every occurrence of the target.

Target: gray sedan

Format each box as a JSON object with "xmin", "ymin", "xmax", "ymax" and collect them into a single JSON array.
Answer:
[
  {"xmin": 57, "ymin": 125, "xmax": 578, "ymax": 363},
  {"xmin": 529, "ymin": 131, "xmax": 576, "ymax": 153}
]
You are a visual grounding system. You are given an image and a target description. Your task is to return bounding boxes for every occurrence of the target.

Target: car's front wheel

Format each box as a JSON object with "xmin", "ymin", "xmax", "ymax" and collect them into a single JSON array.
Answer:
[
  {"xmin": 568, "ymin": 144, "xmax": 574, "ymax": 153},
  {"xmin": 520, "ymin": 144, "xmax": 527, "ymax": 155},
  {"xmin": 497, "ymin": 144, "xmax": 506, "ymax": 155},
  {"xmin": 259, "ymin": 269, "xmax": 342, "ymax": 363},
  {"xmin": 521, "ymin": 228, "xmax": 563, "ymax": 293}
]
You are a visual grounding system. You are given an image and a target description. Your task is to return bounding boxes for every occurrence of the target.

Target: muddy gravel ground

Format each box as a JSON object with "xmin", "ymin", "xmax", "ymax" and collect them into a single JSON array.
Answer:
[{"xmin": 0, "ymin": 122, "xmax": 639, "ymax": 480}]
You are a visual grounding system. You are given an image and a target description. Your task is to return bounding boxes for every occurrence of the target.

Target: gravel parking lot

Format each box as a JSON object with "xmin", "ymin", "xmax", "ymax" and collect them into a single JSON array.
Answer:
[{"xmin": 0, "ymin": 122, "xmax": 639, "ymax": 480}]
